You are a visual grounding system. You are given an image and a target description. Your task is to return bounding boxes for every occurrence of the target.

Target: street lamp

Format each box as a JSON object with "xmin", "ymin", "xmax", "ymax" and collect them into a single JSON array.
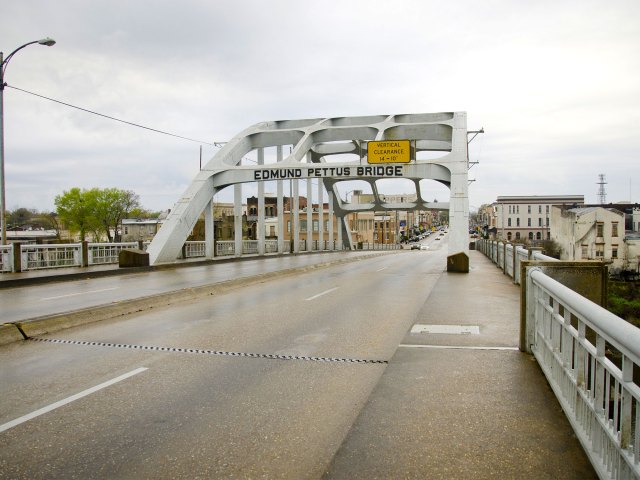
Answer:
[{"xmin": 1, "ymin": 37, "xmax": 56, "ymax": 245}]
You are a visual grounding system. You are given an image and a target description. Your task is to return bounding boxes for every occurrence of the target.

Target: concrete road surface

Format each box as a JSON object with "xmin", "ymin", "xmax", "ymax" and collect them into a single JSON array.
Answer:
[{"xmin": 1, "ymin": 248, "xmax": 444, "ymax": 479}]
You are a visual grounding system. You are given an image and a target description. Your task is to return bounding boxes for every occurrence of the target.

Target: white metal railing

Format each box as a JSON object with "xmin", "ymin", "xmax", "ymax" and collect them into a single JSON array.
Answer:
[
  {"xmin": 1, "ymin": 237, "xmax": 367, "ymax": 272},
  {"xmin": 216, "ymin": 241, "xmax": 235, "ymax": 256},
  {"xmin": 528, "ymin": 268, "xmax": 640, "ymax": 479},
  {"xmin": 265, "ymin": 240, "xmax": 279, "ymax": 254},
  {"xmin": 1, "ymin": 245, "xmax": 12, "ymax": 272},
  {"xmin": 184, "ymin": 241, "xmax": 206, "ymax": 258},
  {"xmin": 21, "ymin": 243, "xmax": 80, "ymax": 270},
  {"xmin": 88, "ymin": 242, "xmax": 138, "ymax": 264},
  {"xmin": 476, "ymin": 239, "xmax": 558, "ymax": 285}
]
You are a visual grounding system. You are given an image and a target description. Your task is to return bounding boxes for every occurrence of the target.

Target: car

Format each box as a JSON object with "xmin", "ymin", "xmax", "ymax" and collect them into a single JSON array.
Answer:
[
  {"xmin": 435, "ymin": 237, "xmax": 441, "ymax": 241},
  {"xmin": 410, "ymin": 243, "xmax": 420, "ymax": 250},
  {"xmin": 420, "ymin": 244, "xmax": 429, "ymax": 250}
]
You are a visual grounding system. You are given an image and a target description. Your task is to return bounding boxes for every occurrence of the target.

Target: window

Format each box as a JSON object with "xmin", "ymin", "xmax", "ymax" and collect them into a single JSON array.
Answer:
[
  {"xmin": 300, "ymin": 220, "xmax": 307, "ymax": 231},
  {"xmin": 516, "ymin": 218, "xmax": 520, "ymax": 227},
  {"xmin": 538, "ymin": 218, "xmax": 542, "ymax": 227},
  {"xmin": 527, "ymin": 205, "xmax": 531, "ymax": 214},
  {"xmin": 536, "ymin": 232, "xmax": 541, "ymax": 240},
  {"xmin": 581, "ymin": 245, "xmax": 588, "ymax": 259},
  {"xmin": 124, "ymin": 226, "xmax": 129, "ymax": 235},
  {"xmin": 527, "ymin": 218, "xmax": 531, "ymax": 227},
  {"xmin": 509, "ymin": 205, "xmax": 512, "ymax": 214},
  {"xmin": 596, "ymin": 244, "xmax": 604, "ymax": 258},
  {"xmin": 515, "ymin": 232, "xmax": 521, "ymax": 240},
  {"xmin": 547, "ymin": 232, "xmax": 551, "ymax": 240},
  {"xmin": 612, "ymin": 223, "xmax": 618, "ymax": 237},
  {"xmin": 516, "ymin": 205, "xmax": 520, "ymax": 214},
  {"xmin": 612, "ymin": 246, "xmax": 618, "ymax": 258},
  {"xmin": 546, "ymin": 205, "xmax": 550, "ymax": 214},
  {"xmin": 508, "ymin": 218, "xmax": 512, "ymax": 227},
  {"xmin": 287, "ymin": 221, "xmax": 291, "ymax": 233},
  {"xmin": 538, "ymin": 205, "xmax": 542, "ymax": 214},
  {"xmin": 324, "ymin": 220, "xmax": 329, "ymax": 232},
  {"xmin": 546, "ymin": 218, "xmax": 549, "ymax": 227},
  {"xmin": 528, "ymin": 232, "xmax": 534, "ymax": 240},
  {"xmin": 313, "ymin": 220, "xmax": 319, "ymax": 232},
  {"xmin": 596, "ymin": 223, "xmax": 604, "ymax": 237},
  {"xmin": 507, "ymin": 232, "xmax": 512, "ymax": 241}
]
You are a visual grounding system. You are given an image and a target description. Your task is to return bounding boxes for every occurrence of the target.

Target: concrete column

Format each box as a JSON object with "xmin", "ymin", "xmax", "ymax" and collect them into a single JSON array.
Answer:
[
  {"xmin": 257, "ymin": 147, "xmax": 265, "ymax": 255},
  {"xmin": 12, "ymin": 242, "xmax": 22, "ymax": 272},
  {"xmin": 276, "ymin": 145, "xmax": 284, "ymax": 254},
  {"xmin": 205, "ymin": 198, "xmax": 214, "ymax": 258},
  {"xmin": 81, "ymin": 240, "xmax": 89, "ymax": 267},
  {"xmin": 306, "ymin": 177, "xmax": 313, "ymax": 252},
  {"xmin": 318, "ymin": 179, "xmax": 324, "ymax": 250},
  {"xmin": 328, "ymin": 191, "xmax": 334, "ymax": 250},
  {"xmin": 293, "ymin": 180, "xmax": 300, "ymax": 253},
  {"xmin": 234, "ymin": 183, "xmax": 243, "ymax": 257},
  {"xmin": 446, "ymin": 112, "xmax": 470, "ymax": 272}
]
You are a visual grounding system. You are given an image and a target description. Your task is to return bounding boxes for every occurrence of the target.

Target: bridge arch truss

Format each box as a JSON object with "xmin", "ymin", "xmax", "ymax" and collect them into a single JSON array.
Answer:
[{"xmin": 147, "ymin": 112, "xmax": 470, "ymax": 271}]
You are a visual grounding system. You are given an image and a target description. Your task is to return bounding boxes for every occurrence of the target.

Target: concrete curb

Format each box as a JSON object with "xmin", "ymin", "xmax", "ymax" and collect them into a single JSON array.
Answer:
[
  {"xmin": 3, "ymin": 251, "xmax": 394, "ymax": 345},
  {"xmin": 0, "ymin": 324, "xmax": 25, "ymax": 346}
]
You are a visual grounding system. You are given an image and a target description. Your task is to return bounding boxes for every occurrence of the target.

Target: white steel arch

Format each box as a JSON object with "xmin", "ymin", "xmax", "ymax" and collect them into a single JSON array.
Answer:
[{"xmin": 147, "ymin": 112, "xmax": 470, "ymax": 270}]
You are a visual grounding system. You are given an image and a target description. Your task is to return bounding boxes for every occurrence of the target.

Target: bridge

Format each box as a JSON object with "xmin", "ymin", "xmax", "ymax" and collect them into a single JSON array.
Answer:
[
  {"xmin": 2, "ymin": 235, "xmax": 639, "ymax": 479},
  {"xmin": 1, "ymin": 112, "xmax": 639, "ymax": 478}
]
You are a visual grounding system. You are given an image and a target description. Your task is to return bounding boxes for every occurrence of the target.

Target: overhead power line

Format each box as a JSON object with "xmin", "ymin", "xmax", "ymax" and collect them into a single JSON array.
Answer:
[{"xmin": 6, "ymin": 84, "xmax": 225, "ymax": 147}]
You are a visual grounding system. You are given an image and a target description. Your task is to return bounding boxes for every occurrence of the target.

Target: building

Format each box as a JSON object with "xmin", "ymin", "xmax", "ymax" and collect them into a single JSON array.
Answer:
[
  {"xmin": 492, "ymin": 195, "xmax": 584, "ymax": 242},
  {"xmin": 551, "ymin": 206, "xmax": 625, "ymax": 268},
  {"xmin": 121, "ymin": 218, "xmax": 163, "ymax": 242}
]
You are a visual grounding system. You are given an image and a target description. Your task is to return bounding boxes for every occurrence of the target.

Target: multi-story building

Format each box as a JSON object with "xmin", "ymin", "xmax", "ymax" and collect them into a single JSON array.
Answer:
[
  {"xmin": 551, "ymin": 206, "xmax": 625, "ymax": 269},
  {"xmin": 492, "ymin": 195, "xmax": 584, "ymax": 242}
]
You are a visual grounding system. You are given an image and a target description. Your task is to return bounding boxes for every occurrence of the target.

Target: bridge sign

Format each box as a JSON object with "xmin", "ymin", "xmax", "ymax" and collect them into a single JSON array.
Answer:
[{"xmin": 367, "ymin": 140, "xmax": 411, "ymax": 164}]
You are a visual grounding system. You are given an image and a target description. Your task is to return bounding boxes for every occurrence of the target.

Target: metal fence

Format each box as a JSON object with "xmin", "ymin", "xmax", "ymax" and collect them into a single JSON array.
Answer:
[
  {"xmin": 88, "ymin": 242, "xmax": 138, "ymax": 264},
  {"xmin": 528, "ymin": 268, "xmax": 640, "ymax": 479},
  {"xmin": 21, "ymin": 244, "xmax": 81, "ymax": 270},
  {"xmin": 478, "ymin": 238, "xmax": 640, "ymax": 479},
  {"xmin": 0, "ymin": 245, "xmax": 11, "ymax": 273},
  {"xmin": 2, "ymin": 237, "xmax": 387, "ymax": 272}
]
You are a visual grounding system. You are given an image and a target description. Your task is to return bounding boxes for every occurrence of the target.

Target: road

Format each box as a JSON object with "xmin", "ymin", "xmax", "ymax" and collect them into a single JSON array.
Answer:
[
  {"xmin": 0, "ymin": 237, "xmax": 448, "ymax": 479},
  {"xmin": 0, "ymin": 250, "xmax": 400, "ymax": 323}
]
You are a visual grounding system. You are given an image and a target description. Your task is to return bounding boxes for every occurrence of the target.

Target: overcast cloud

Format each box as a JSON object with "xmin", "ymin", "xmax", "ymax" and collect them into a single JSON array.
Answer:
[{"xmin": 2, "ymin": 0, "xmax": 639, "ymax": 213}]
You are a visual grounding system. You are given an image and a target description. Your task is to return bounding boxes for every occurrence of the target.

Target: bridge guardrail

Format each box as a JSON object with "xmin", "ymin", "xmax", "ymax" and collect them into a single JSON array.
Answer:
[
  {"xmin": 528, "ymin": 268, "xmax": 640, "ymax": 479},
  {"xmin": 477, "ymin": 238, "xmax": 640, "ymax": 478}
]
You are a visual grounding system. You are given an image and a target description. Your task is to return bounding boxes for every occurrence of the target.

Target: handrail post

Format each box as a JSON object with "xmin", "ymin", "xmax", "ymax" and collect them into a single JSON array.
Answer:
[{"xmin": 82, "ymin": 241, "xmax": 89, "ymax": 267}]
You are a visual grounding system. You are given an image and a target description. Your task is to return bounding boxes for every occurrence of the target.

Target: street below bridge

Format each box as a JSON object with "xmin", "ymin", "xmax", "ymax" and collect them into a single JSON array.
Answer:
[{"xmin": 0, "ymin": 240, "xmax": 597, "ymax": 479}]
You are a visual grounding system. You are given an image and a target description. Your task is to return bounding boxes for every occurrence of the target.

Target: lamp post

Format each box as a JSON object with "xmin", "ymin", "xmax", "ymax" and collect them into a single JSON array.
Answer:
[{"xmin": 1, "ymin": 37, "xmax": 55, "ymax": 245}]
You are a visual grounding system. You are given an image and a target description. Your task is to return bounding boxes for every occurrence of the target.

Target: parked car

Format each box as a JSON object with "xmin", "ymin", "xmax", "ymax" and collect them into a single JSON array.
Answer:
[{"xmin": 410, "ymin": 243, "xmax": 420, "ymax": 250}]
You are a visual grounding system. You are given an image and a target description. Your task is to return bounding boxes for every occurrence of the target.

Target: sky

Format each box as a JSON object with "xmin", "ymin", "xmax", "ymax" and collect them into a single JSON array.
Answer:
[{"xmin": 1, "ymin": 0, "xmax": 639, "ymax": 214}]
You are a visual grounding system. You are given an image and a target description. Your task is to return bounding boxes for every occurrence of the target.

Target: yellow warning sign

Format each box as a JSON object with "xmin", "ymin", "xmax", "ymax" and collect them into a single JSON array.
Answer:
[{"xmin": 367, "ymin": 140, "xmax": 411, "ymax": 164}]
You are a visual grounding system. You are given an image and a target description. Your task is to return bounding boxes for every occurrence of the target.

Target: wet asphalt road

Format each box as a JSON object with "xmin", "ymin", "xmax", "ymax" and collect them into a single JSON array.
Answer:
[{"xmin": 0, "ymin": 245, "xmax": 447, "ymax": 479}]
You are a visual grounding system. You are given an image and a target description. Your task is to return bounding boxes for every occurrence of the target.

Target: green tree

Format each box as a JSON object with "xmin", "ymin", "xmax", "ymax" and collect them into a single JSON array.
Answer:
[
  {"xmin": 92, "ymin": 188, "xmax": 141, "ymax": 242},
  {"xmin": 54, "ymin": 188, "xmax": 99, "ymax": 241},
  {"xmin": 7, "ymin": 207, "xmax": 36, "ymax": 228},
  {"xmin": 54, "ymin": 187, "xmax": 142, "ymax": 242}
]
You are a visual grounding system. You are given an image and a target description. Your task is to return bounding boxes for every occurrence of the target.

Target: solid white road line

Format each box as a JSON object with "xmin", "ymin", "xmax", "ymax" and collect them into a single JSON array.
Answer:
[
  {"xmin": 305, "ymin": 287, "xmax": 339, "ymax": 301},
  {"xmin": 40, "ymin": 287, "xmax": 119, "ymax": 301},
  {"xmin": 399, "ymin": 344, "xmax": 519, "ymax": 351},
  {"xmin": 0, "ymin": 367, "xmax": 148, "ymax": 433}
]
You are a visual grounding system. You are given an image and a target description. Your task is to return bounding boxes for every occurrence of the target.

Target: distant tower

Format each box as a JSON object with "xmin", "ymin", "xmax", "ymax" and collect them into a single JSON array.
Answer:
[{"xmin": 596, "ymin": 174, "xmax": 607, "ymax": 204}]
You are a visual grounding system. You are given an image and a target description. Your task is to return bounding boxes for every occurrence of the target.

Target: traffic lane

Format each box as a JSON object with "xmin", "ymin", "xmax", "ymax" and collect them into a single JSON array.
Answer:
[
  {"xmin": 0, "ymin": 252, "xmax": 445, "ymax": 477},
  {"xmin": 1, "ymin": 250, "xmax": 442, "ymax": 428},
  {"xmin": 0, "ymin": 251, "xmax": 391, "ymax": 323},
  {"xmin": 0, "ymin": 348, "xmax": 384, "ymax": 479}
]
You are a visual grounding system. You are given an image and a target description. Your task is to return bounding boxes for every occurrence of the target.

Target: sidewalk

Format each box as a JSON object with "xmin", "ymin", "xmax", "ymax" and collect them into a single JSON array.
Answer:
[{"xmin": 324, "ymin": 250, "xmax": 597, "ymax": 479}]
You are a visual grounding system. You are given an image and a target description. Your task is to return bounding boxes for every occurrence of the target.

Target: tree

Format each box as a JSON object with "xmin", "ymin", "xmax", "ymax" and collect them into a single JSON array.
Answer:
[
  {"xmin": 7, "ymin": 207, "xmax": 36, "ymax": 228},
  {"xmin": 54, "ymin": 188, "xmax": 99, "ymax": 241},
  {"xmin": 92, "ymin": 188, "xmax": 141, "ymax": 242},
  {"xmin": 54, "ymin": 187, "xmax": 142, "ymax": 242}
]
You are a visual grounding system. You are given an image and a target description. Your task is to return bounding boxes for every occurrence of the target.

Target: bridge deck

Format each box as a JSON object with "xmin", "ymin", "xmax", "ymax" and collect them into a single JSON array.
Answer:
[
  {"xmin": 324, "ymin": 250, "xmax": 597, "ymax": 479},
  {"xmin": 1, "ymin": 250, "xmax": 598, "ymax": 478}
]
